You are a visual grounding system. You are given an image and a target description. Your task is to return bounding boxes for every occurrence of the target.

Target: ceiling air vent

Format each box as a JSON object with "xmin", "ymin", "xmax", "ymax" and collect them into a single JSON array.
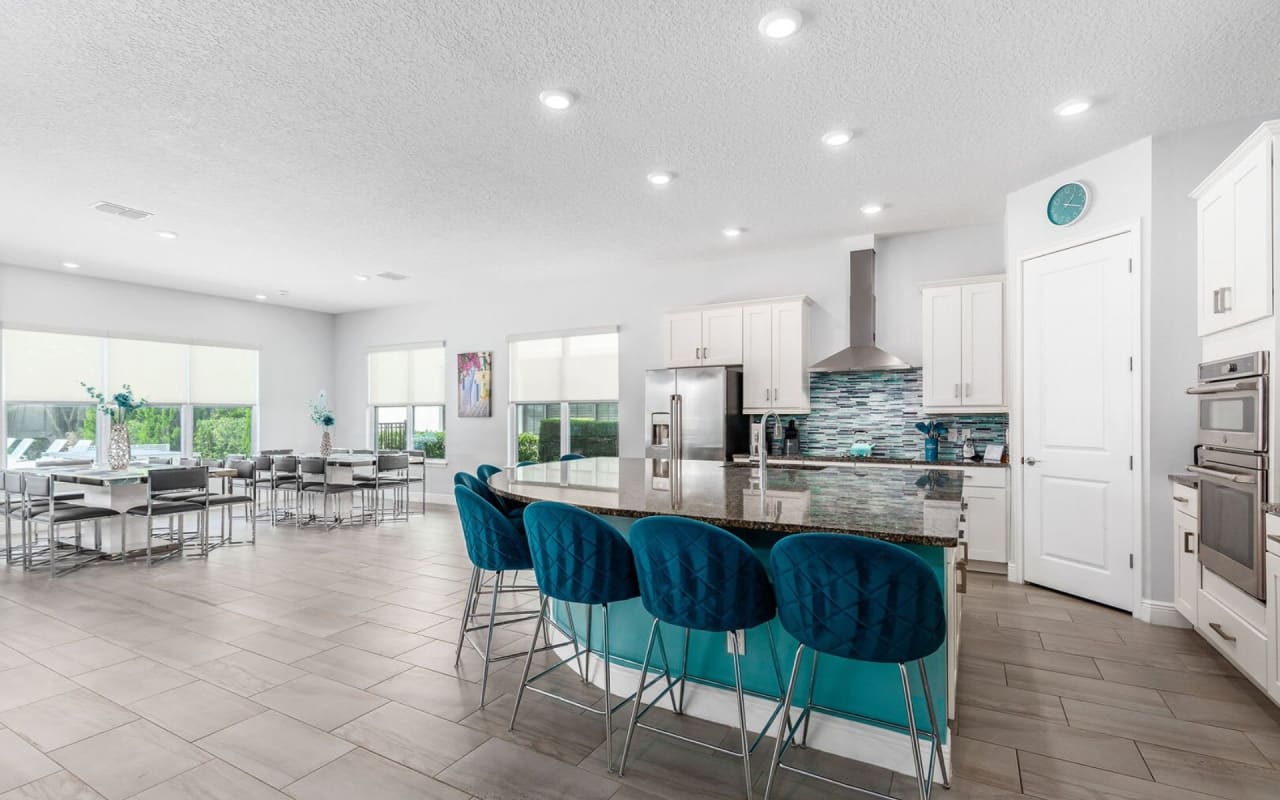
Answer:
[
  {"xmin": 376, "ymin": 271, "xmax": 410, "ymax": 281},
  {"xmin": 92, "ymin": 201, "xmax": 154, "ymax": 221}
]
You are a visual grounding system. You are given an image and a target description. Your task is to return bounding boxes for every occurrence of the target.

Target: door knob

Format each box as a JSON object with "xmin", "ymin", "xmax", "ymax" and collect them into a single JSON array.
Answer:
[{"xmin": 1024, "ymin": 457, "xmax": 1038, "ymax": 466}]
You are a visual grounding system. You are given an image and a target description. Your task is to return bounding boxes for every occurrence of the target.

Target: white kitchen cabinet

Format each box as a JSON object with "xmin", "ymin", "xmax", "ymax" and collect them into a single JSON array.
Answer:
[
  {"xmin": 958, "ymin": 467, "xmax": 1008, "ymax": 566},
  {"xmin": 921, "ymin": 277, "xmax": 1005, "ymax": 413},
  {"xmin": 742, "ymin": 298, "xmax": 811, "ymax": 415},
  {"xmin": 661, "ymin": 305, "xmax": 744, "ymax": 367},
  {"xmin": 1266, "ymin": 550, "xmax": 1280, "ymax": 703},
  {"xmin": 1193, "ymin": 120, "xmax": 1277, "ymax": 335},
  {"xmin": 1175, "ymin": 510, "xmax": 1199, "ymax": 624}
]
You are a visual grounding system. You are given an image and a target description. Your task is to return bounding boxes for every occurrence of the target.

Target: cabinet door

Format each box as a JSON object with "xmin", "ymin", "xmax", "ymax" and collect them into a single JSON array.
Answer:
[
  {"xmin": 741, "ymin": 304, "xmax": 774, "ymax": 412},
  {"xmin": 1198, "ymin": 189, "xmax": 1234, "ymax": 335},
  {"xmin": 1268, "ymin": 553, "xmax": 1280, "ymax": 702},
  {"xmin": 962, "ymin": 488, "xmax": 1007, "ymax": 563},
  {"xmin": 701, "ymin": 306, "xmax": 744, "ymax": 366},
  {"xmin": 664, "ymin": 311, "xmax": 704, "ymax": 367},
  {"xmin": 1175, "ymin": 511, "xmax": 1199, "ymax": 624},
  {"xmin": 922, "ymin": 286, "xmax": 964, "ymax": 408},
  {"xmin": 1225, "ymin": 141, "xmax": 1273, "ymax": 328},
  {"xmin": 961, "ymin": 282, "xmax": 1004, "ymax": 407},
  {"xmin": 770, "ymin": 301, "xmax": 810, "ymax": 412}
]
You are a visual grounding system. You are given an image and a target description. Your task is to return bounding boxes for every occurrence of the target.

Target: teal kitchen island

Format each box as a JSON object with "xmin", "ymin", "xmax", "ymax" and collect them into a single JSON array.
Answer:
[{"xmin": 489, "ymin": 457, "xmax": 966, "ymax": 782}]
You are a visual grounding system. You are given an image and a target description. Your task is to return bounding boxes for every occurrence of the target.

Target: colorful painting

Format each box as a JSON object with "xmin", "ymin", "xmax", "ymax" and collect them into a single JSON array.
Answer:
[{"xmin": 458, "ymin": 351, "xmax": 492, "ymax": 418}]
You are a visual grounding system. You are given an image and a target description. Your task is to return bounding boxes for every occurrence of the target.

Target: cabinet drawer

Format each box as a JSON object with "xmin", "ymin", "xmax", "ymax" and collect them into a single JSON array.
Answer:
[
  {"xmin": 1197, "ymin": 588, "xmax": 1267, "ymax": 685},
  {"xmin": 1172, "ymin": 483, "xmax": 1197, "ymax": 518},
  {"xmin": 962, "ymin": 467, "xmax": 1007, "ymax": 489}
]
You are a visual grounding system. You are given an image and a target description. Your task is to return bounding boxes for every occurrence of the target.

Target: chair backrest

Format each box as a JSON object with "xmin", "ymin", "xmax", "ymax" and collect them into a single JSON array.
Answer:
[
  {"xmin": 516, "ymin": 461, "xmax": 536, "ymax": 468},
  {"xmin": 260, "ymin": 449, "xmax": 293, "ymax": 456},
  {"xmin": 523, "ymin": 502, "xmax": 639, "ymax": 606},
  {"xmin": 23, "ymin": 474, "xmax": 54, "ymax": 499},
  {"xmin": 453, "ymin": 485, "xmax": 533, "ymax": 572},
  {"xmin": 199, "ymin": 458, "xmax": 223, "ymax": 467},
  {"xmin": 629, "ymin": 516, "xmax": 776, "ymax": 632},
  {"xmin": 3, "ymin": 471, "xmax": 24, "ymax": 494},
  {"xmin": 404, "ymin": 449, "xmax": 425, "ymax": 459},
  {"xmin": 148, "ymin": 466, "xmax": 209, "ymax": 495},
  {"xmin": 252, "ymin": 455, "xmax": 272, "ymax": 473},
  {"xmin": 300, "ymin": 457, "xmax": 327, "ymax": 477},
  {"xmin": 453, "ymin": 471, "xmax": 500, "ymax": 508},
  {"xmin": 148, "ymin": 456, "xmax": 174, "ymax": 465},
  {"xmin": 560, "ymin": 453, "xmax": 586, "ymax": 462},
  {"xmin": 770, "ymin": 534, "xmax": 945, "ymax": 664},
  {"xmin": 234, "ymin": 460, "xmax": 254, "ymax": 479},
  {"xmin": 476, "ymin": 464, "xmax": 502, "ymax": 483},
  {"xmin": 352, "ymin": 449, "xmax": 375, "ymax": 455},
  {"xmin": 378, "ymin": 453, "xmax": 409, "ymax": 473},
  {"xmin": 274, "ymin": 455, "xmax": 299, "ymax": 474}
]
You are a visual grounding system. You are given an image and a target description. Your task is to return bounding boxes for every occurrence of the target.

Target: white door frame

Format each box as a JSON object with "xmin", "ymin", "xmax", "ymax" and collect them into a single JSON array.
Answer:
[{"xmin": 1009, "ymin": 220, "xmax": 1145, "ymax": 617}]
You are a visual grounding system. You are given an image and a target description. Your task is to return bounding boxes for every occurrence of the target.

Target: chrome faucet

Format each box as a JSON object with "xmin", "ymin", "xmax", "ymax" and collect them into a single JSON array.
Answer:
[{"xmin": 758, "ymin": 411, "xmax": 782, "ymax": 500}]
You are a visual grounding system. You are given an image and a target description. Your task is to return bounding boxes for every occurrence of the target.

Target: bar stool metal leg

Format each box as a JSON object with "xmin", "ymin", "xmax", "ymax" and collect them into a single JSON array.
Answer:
[
  {"xmin": 764, "ymin": 645, "xmax": 806, "ymax": 800},
  {"xmin": 729, "ymin": 629, "xmax": 754, "ymax": 800},
  {"xmin": 917, "ymin": 659, "xmax": 949, "ymax": 789}
]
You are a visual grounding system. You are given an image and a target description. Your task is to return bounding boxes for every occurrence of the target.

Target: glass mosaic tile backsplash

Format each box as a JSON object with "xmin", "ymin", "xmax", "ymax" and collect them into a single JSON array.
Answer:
[{"xmin": 773, "ymin": 368, "xmax": 1008, "ymax": 461}]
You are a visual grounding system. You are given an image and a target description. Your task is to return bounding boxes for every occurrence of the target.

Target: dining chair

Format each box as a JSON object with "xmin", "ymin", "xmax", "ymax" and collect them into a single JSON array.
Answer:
[
  {"xmin": 126, "ymin": 467, "xmax": 212, "ymax": 564},
  {"xmin": 357, "ymin": 453, "xmax": 409, "ymax": 525},
  {"xmin": 21, "ymin": 475, "xmax": 120, "ymax": 577},
  {"xmin": 299, "ymin": 457, "xmax": 358, "ymax": 529}
]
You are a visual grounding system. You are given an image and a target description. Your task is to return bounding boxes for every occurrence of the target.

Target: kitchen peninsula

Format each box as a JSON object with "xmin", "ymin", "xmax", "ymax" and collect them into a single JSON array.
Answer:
[{"xmin": 489, "ymin": 456, "xmax": 966, "ymax": 779}]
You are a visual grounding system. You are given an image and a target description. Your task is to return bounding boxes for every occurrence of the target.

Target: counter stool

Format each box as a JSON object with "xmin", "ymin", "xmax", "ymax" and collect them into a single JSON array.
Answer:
[
  {"xmin": 618, "ymin": 516, "xmax": 785, "ymax": 800},
  {"xmin": 511, "ymin": 502, "xmax": 659, "ymax": 771},
  {"xmin": 764, "ymin": 534, "xmax": 949, "ymax": 800},
  {"xmin": 454, "ymin": 485, "xmax": 556, "ymax": 707},
  {"xmin": 560, "ymin": 453, "xmax": 585, "ymax": 461},
  {"xmin": 453, "ymin": 471, "xmax": 524, "ymax": 533}
]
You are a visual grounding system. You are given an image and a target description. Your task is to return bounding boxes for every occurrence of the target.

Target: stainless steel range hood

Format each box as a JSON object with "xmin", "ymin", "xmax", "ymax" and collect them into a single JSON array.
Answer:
[{"xmin": 810, "ymin": 249, "xmax": 913, "ymax": 373}]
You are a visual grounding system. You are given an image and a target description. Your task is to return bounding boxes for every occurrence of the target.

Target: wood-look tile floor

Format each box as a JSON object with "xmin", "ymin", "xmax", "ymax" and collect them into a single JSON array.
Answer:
[{"xmin": 0, "ymin": 508, "xmax": 1278, "ymax": 799}]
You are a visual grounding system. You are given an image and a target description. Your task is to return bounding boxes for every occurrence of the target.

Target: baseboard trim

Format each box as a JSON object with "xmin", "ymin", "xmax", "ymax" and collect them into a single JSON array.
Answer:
[{"xmin": 1135, "ymin": 599, "xmax": 1190, "ymax": 628}]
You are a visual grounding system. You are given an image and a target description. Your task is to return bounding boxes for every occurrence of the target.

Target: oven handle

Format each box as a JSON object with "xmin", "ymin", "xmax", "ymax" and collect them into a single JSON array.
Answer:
[
  {"xmin": 1186, "ymin": 465, "xmax": 1257, "ymax": 484},
  {"xmin": 1185, "ymin": 381, "xmax": 1259, "ymax": 395}
]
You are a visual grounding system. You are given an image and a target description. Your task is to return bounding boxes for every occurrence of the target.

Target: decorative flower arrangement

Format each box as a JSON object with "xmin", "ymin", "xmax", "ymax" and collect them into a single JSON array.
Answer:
[
  {"xmin": 915, "ymin": 420, "xmax": 948, "ymax": 463},
  {"xmin": 82, "ymin": 383, "xmax": 148, "ymax": 420},
  {"xmin": 309, "ymin": 391, "xmax": 336, "ymax": 428}
]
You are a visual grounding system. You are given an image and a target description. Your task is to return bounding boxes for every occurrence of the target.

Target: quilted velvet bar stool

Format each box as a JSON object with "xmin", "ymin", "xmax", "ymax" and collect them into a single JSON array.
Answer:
[
  {"xmin": 511, "ymin": 501, "xmax": 658, "ymax": 771},
  {"xmin": 453, "ymin": 484, "xmax": 555, "ymax": 707},
  {"xmin": 618, "ymin": 516, "xmax": 785, "ymax": 800},
  {"xmin": 454, "ymin": 471, "xmax": 525, "ymax": 532},
  {"xmin": 764, "ymin": 534, "xmax": 950, "ymax": 800}
]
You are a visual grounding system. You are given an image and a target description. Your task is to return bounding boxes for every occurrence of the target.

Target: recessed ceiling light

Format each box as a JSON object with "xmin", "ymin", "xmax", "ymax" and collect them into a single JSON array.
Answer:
[
  {"xmin": 860, "ymin": 203, "xmax": 884, "ymax": 215},
  {"xmin": 253, "ymin": 294, "xmax": 267, "ymax": 301},
  {"xmin": 354, "ymin": 274, "xmax": 370, "ymax": 281},
  {"xmin": 155, "ymin": 230, "xmax": 179, "ymax": 240},
  {"xmin": 759, "ymin": 8, "xmax": 803, "ymax": 39},
  {"xmin": 821, "ymin": 129, "xmax": 852, "ymax": 148},
  {"xmin": 539, "ymin": 89, "xmax": 575, "ymax": 110},
  {"xmin": 646, "ymin": 171, "xmax": 675, "ymax": 186},
  {"xmin": 1054, "ymin": 99, "xmax": 1091, "ymax": 117},
  {"xmin": 722, "ymin": 227, "xmax": 746, "ymax": 238},
  {"xmin": 62, "ymin": 261, "xmax": 81, "ymax": 269}
]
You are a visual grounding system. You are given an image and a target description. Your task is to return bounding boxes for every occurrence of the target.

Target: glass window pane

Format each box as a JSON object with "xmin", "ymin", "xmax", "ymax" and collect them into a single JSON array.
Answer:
[
  {"xmin": 566, "ymin": 402, "xmax": 618, "ymax": 457},
  {"xmin": 126, "ymin": 406, "xmax": 182, "ymax": 460},
  {"xmin": 516, "ymin": 403, "xmax": 559, "ymax": 462},
  {"xmin": 4, "ymin": 403, "xmax": 96, "ymax": 467},
  {"xmin": 374, "ymin": 406, "xmax": 408, "ymax": 450},
  {"xmin": 412, "ymin": 405, "xmax": 445, "ymax": 459},
  {"xmin": 193, "ymin": 407, "xmax": 253, "ymax": 460}
]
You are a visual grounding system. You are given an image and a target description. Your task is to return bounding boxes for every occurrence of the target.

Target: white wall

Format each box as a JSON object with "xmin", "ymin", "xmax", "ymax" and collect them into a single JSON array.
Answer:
[
  {"xmin": 332, "ymin": 225, "xmax": 1004, "ymax": 487},
  {"xmin": 1005, "ymin": 136, "xmax": 1155, "ymax": 603},
  {"xmin": 0, "ymin": 263, "xmax": 335, "ymax": 453}
]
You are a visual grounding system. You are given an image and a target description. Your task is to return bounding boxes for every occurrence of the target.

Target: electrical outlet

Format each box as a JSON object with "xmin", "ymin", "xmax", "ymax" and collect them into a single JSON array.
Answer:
[
  {"xmin": 947, "ymin": 428, "xmax": 959, "ymax": 443},
  {"xmin": 961, "ymin": 428, "xmax": 972, "ymax": 440},
  {"xmin": 726, "ymin": 629, "xmax": 746, "ymax": 655}
]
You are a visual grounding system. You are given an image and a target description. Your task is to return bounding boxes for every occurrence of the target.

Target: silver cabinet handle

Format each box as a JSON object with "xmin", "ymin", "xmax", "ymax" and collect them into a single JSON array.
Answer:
[
  {"xmin": 1186, "ymin": 464, "xmax": 1256, "ymax": 484},
  {"xmin": 953, "ymin": 383, "xmax": 960, "ymax": 398},
  {"xmin": 1220, "ymin": 286, "xmax": 1231, "ymax": 312},
  {"xmin": 964, "ymin": 382, "xmax": 971, "ymax": 397},
  {"xmin": 1208, "ymin": 622, "xmax": 1236, "ymax": 643},
  {"xmin": 1173, "ymin": 496, "xmax": 1189, "ymax": 504},
  {"xmin": 1184, "ymin": 529, "xmax": 1195, "ymax": 554},
  {"xmin": 1212, "ymin": 288, "xmax": 1221, "ymax": 314}
]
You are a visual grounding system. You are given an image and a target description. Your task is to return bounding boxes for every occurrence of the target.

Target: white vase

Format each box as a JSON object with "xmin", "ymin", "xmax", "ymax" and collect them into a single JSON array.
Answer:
[
  {"xmin": 320, "ymin": 430, "xmax": 332, "ymax": 457},
  {"xmin": 108, "ymin": 423, "xmax": 131, "ymax": 470}
]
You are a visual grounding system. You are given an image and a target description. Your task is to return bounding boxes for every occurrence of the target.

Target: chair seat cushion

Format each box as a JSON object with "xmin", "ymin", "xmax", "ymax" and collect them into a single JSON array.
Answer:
[
  {"xmin": 302, "ymin": 484, "xmax": 356, "ymax": 495},
  {"xmin": 6, "ymin": 501, "xmax": 80, "ymax": 519},
  {"xmin": 32, "ymin": 504, "xmax": 120, "ymax": 523},
  {"xmin": 126, "ymin": 501, "xmax": 208, "ymax": 516},
  {"xmin": 206, "ymin": 494, "xmax": 253, "ymax": 506},
  {"xmin": 356, "ymin": 479, "xmax": 408, "ymax": 488},
  {"xmin": 156, "ymin": 491, "xmax": 210, "ymax": 502}
]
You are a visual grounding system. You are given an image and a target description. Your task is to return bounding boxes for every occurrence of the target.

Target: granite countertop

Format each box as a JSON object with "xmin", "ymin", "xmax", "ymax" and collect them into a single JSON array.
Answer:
[
  {"xmin": 732, "ymin": 454, "xmax": 1009, "ymax": 470},
  {"xmin": 1169, "ymin": 473, "xmax": 1199, "ymax": 488},
  {"xmin": 489, "ymin": 457, "xmax": 963, "ymax": 547}
]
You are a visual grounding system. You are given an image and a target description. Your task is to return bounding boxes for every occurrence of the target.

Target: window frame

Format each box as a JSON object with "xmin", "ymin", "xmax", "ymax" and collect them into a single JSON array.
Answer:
[{"xmin": 365, "ymin": 341, "xmax": 447, "ymax": 462}]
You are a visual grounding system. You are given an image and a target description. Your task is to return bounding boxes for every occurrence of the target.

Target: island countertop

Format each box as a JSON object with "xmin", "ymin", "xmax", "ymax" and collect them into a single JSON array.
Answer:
[{"xmin": 488, "ymin": 457, "xmax": 963, "ymax": 547}]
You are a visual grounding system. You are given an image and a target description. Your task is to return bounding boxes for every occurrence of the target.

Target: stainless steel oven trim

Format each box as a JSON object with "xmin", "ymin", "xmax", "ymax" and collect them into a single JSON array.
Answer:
[{"xmin": 1189, "ymin": 377, "xmax": 1268, "ymax": 453}]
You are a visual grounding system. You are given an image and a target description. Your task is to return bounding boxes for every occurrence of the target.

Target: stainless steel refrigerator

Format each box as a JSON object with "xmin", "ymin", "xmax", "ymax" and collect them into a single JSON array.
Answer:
[{"xmin": 644, "ymin": 367, "xmax": 748, "ymax": 461}]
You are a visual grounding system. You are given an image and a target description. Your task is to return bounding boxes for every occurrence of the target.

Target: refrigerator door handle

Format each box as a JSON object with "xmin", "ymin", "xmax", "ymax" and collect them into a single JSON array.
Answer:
[{"xmin": 670, "ymin": 394, "xmax": 683, "ymax": 461}]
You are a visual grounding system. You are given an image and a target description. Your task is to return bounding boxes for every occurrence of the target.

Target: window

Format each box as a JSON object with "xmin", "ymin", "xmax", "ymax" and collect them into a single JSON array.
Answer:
[
  {"xmin": 368, "ymin": 343, "xmax": 446, "ymax": 458},
  {"xmin": 1, "ymin": 329, "xmax": 259, "ymax": 466},
  {"xmin": 4, "ymin": 403, "xmax": 97, "ymax": 467},
  {"xmin": 509, "ymin": 328, "xmax": 619, "ymax": 462}
]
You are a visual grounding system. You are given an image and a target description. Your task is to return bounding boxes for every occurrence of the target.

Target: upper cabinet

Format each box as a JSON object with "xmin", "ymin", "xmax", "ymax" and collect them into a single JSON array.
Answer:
[
  {"xmin": 1193, "ymin": 121, "xmax": 1278, "ymax": 336},
  {"xmin": 921, "ymin": 277, "xmax": 1006, "ymax": 413},
  {"xmin": 662, "ymin": 305, "xmax": 743, "ymax": 367},
  {"xmin": 663, "ymin": 296, "xmax": 810, "ymax": 414}
]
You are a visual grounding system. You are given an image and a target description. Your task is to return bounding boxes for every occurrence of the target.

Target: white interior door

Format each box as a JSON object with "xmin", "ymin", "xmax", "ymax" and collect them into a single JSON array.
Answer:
[{"xmin": 1022, "ymin": 232, "xmax": 1136, "ymax": 611}]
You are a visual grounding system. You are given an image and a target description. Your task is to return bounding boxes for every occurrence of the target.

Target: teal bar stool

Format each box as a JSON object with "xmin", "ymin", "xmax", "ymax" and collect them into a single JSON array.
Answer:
[
  {"xmin": 765, "ymin": 534, "xmax": 950, "ymax": 800},
  {"xmin": 560, "ymin": 453, "xmax": 585, "ymax": 461},
  {"xmin": 618, "ymin": 516, "xmax": 787, "ymax": 800}
]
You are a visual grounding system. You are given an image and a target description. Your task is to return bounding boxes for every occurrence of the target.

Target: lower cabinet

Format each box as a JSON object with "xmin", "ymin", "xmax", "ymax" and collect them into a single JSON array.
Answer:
[
  {"xmin": 1174, "ymin": 510, "xmax": 1199, "ymax": 623},
  {"xmin": 1267, "ymin": 551, "xmax": 1280, "ymax": 703},
  {"xmin": 960, "ymin": 468, "xmax": 1008, "ymax": 566}
]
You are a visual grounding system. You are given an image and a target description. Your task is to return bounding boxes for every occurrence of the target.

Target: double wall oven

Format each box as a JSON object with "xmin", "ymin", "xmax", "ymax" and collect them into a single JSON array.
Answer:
[{"xmin": 1187, "ymin": 351, "xmax": 1269, "ymax": 600}]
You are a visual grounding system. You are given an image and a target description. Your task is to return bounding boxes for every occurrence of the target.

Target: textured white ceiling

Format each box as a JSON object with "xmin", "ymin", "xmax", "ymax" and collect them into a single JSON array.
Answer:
[{"xmin": 1, "ymin": 0, "xmax": 1278, "ymax": 312}]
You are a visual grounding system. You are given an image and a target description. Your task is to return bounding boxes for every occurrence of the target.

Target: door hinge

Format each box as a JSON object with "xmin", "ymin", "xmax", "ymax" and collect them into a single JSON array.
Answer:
[{"xmin": 1129, "ymin": 553, "xmax": 1134, "ymax": 569}]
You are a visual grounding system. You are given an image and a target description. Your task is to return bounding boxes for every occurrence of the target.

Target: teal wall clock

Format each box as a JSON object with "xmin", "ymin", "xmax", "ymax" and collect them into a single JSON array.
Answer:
[{"xmin": 1047, "ymin": 181, "xmax": 1089, "ymax": 226}]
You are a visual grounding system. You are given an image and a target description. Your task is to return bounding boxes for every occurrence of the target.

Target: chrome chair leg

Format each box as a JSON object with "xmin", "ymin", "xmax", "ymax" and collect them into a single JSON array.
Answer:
[
  {"xmin": 801, "ymin": 649, "xmax": 819, "ymax": 747},
  {"xmin": 479, "ymin": 570, "xmax": 502, "ymax": 707},
  {"xmin": 618, "ymin": 618, "xmax": 661, "ymax": 777},
  {"xmin": 900, "ymin": 663, "xmax": 929, "ymax": 800},
  {"xmin": 678, "ymin": 626, "xmax": 691, "ymax": 714},
  {"xmin": 729, "ymin": 630, "xmax": 754, "ymax": 800},
  {"xmin": 918, "ymin": 659, "xmax": 949, "ymax": 789},
  {"xmin": 455, "ymin": 567, "xmax": 480, "ymax": 666},
  {"xmin": 509, "ymin": 595, "xmax": 548, "ymax": 731},
  {"xmin": 602, "ymin": 603, "xmax": 615, "ymax": 771},
  {"xmin": 764, "ymin": 645, "xmax": 806, "ymax": 800}
]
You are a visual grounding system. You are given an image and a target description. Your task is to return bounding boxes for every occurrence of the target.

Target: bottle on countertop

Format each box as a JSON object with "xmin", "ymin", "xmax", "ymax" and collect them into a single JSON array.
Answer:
[{"xmin": 784, "ymin": 419, "xmax": 800, "ymax": 456}]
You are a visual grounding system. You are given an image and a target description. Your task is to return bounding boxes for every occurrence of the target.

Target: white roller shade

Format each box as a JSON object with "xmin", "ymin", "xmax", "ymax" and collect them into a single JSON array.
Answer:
[
  {"xmin": 368, "ymin": 350, "xmax": 410, "ymax": 405},
  {"xmin": 2, "ymin": 329, "xmax": 104, "ymax": 402},
  {"xmin": 509, "ymin": 329, "xmax": 618, "ymax": 403},
  {"xmin": 190, "ymin": 345, "xmax": 258, "ymax": 404},
  {"xmin": 108, "ymin": 338, "xmax": 188, "ymax": 403},
  {"xmin": 410, "ymin": 346, "xmax": 446, "ymax": 404}
]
